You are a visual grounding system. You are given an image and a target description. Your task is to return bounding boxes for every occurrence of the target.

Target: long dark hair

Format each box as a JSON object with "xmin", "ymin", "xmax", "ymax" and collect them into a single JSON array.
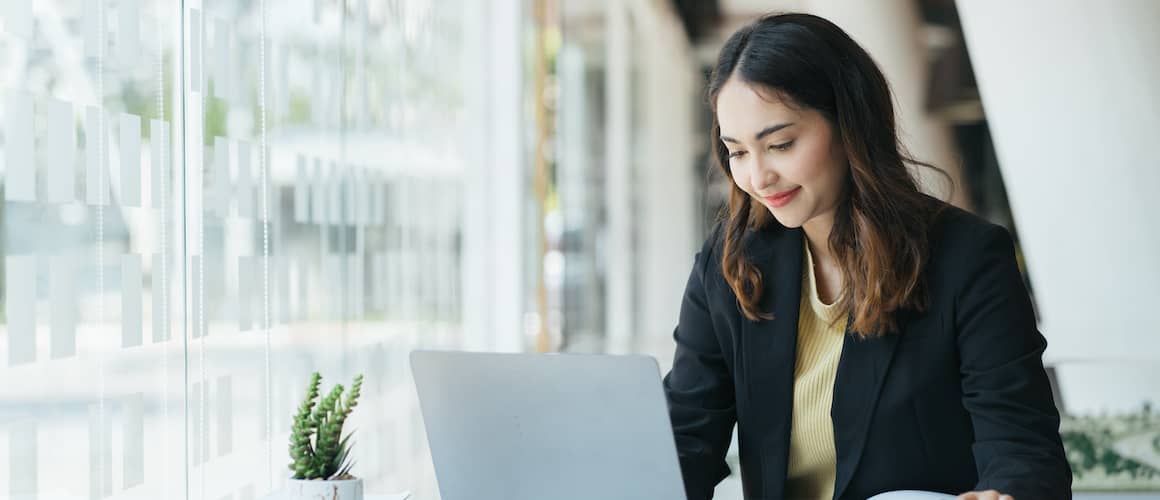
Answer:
[{"xmin": 709, "ymin": 13, "xmax": 946, "ymax": 336}]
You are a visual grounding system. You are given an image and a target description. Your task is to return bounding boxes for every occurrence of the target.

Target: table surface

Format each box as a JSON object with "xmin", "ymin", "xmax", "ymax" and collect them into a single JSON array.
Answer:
[{"xmin": 260, "ymin": 493, "xmax": 409, "ymax": 500}]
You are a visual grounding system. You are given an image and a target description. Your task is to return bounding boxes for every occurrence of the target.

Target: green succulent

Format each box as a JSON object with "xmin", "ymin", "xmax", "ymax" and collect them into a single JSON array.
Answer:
[{"xmin": 289, "ymin": 372, "xmax": 364, "ymax": 480}]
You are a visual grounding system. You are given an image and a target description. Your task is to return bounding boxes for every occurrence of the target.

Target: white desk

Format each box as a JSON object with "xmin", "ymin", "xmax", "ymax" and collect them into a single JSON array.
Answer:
[{"xmin": 260, "ymin": 493, "xmax": 409, "ymax": 500}]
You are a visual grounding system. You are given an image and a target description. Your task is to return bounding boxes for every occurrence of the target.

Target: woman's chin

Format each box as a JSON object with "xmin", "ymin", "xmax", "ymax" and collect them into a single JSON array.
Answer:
[{"xmin": 766, "ymin": 206, "xmax": 806, "ymax": 229}]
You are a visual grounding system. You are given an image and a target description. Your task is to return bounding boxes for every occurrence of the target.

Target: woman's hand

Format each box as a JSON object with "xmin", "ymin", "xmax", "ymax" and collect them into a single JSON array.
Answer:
[{"xmin": 957, "ymin": 491, "xmax": 1013, "ymax": 500}]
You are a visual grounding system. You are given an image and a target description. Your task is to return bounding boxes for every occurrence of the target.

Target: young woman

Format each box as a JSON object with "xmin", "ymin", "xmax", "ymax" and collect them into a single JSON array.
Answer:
[{"xmin": 664, "ymin": 13, "xmax": 1071, "ymax": 500}]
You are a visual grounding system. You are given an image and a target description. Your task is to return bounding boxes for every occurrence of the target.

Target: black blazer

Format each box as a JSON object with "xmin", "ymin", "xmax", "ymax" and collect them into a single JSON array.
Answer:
[{"xmin": 663, "ymin": 204, "xmax": 1072, "ymax": 500}]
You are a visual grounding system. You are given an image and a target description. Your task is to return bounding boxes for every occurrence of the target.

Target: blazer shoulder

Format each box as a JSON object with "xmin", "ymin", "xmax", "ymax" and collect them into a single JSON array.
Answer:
[
  {"xmin": 928, "ymin": 199, "xmax": 1012, "ymax": 260},
  {"xmin": 924, "ymin": 200, "xmax": 1022, "ymax": 303}
]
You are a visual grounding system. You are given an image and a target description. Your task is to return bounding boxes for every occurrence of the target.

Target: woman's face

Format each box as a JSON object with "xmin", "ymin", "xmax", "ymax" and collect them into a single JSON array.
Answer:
[{"xmin": 716, "ymin": 77, "xmax": 848, "ymax": 230}]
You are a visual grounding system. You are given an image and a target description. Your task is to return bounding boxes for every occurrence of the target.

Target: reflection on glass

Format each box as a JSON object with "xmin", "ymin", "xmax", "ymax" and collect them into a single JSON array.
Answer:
[{"xmin": 2, "ymin": 0, "xmax": 476, "ymax": 498}]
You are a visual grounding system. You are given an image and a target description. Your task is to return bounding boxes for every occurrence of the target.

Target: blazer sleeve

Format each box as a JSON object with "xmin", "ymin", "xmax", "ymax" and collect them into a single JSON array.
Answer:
[
  {"xmin": 955, "ymin": 224, "xmax": 1073, "ymax": 499},
  {"xmin": 663, "ymin": 232, "xmax": 736, "ymax": 500}
]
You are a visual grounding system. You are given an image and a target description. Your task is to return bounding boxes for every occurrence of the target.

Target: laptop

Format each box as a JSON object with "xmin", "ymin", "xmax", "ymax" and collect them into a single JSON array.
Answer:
[{"xmin": 410, "ymin": 350, "xmax": 689, "ymax": 500}]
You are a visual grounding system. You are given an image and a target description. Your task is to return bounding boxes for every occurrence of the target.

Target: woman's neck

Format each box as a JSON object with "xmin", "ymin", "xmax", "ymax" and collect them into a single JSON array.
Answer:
[
  {"xmin": 801, "ymin": 212, "xmax": 835, "ymax": 263},
  {"xmin": 802, "ymin": 211, "xmax": 843, "ymax": 305}
]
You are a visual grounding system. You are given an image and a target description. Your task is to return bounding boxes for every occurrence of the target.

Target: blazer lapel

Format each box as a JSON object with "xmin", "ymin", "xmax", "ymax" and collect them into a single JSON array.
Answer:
[
  {"xmin": 739, "ymin": 225, "xmax": 803, "ymax": 497},
  {"xmin": 831, "ymin": 315, "xmax": 902, "ymax": 499}
]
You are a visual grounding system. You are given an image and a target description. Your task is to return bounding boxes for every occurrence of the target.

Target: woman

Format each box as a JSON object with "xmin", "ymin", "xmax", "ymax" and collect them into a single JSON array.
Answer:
[{"xmin": 664, "ymin": 13, "xmax": 1071, "ymax": 500}]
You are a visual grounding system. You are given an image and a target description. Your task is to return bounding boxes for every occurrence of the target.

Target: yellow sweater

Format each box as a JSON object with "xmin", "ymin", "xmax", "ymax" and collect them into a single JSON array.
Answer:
[{"xmin": 786, "ymin": 241, "xmax": 847, "ymax": 500}]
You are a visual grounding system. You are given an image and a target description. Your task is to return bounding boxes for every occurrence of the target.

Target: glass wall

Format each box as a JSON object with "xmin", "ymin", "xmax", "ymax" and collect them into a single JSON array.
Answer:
[
  {"xmin": 1, "ymin": 0, "xmax": 185, "ymax": 498},
  {"xmin": 1, "ymin": 1, "xmax": 525, "ymax": 498}
]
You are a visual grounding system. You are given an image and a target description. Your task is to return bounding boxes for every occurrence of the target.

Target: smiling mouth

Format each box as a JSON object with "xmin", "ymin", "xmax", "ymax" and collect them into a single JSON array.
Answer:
[{"xmin": 762, "ymin": 186, "xmax": 801, "ymax": 207}]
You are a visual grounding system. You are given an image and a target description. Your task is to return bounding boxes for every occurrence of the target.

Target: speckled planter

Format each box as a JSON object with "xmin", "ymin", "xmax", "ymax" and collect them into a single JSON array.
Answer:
[{"xmin": 285, "ymin": 478, "xmax": 364, "ymax": 500}]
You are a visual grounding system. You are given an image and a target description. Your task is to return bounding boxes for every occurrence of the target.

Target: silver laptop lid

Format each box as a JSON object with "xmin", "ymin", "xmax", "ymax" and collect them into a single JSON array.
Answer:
[{"xmin": 410, "ymin": 350, "xmax": 688, "ymax": 500}]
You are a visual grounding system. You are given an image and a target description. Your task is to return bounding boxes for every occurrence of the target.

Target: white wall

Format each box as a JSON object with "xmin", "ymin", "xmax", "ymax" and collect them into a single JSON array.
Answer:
[{"xmin": 957, "ymin": 0, "xmax": 1160, "ymax": 410}]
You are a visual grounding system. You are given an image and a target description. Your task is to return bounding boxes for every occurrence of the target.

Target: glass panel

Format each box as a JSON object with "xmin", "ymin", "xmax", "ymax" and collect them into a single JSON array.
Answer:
[
  {"xmin": 2, "ymin": 0, "xmax": 505, "ymax": 498},
  {"xmin": 188, "ymin": 0, "xmax": 475, "ymax": 497},
  {"xmin": 0, "ymin": 0, "xmax": 183, "ymax": 498}
]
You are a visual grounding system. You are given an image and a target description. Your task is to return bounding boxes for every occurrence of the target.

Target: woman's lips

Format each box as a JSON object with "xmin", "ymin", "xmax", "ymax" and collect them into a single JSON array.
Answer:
[{"xmin": 763, "ymin": 186, "xmax": 801, "ymax": 208}]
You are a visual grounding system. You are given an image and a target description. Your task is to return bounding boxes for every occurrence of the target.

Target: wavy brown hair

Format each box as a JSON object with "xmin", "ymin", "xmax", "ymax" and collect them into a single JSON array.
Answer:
[{"xmin": 710, "ymin": 13, "xmax": 948, "ymax": 336}]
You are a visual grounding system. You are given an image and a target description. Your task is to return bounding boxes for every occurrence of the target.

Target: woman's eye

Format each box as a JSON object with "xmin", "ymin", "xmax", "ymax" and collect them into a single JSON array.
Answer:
[
  {"xmin": 770, "ymin": 141, "xmax": 794, "ymax": 152},
  {"xmin": 728, "ymin": 150, "xmax": 747, "ymax": 159}
]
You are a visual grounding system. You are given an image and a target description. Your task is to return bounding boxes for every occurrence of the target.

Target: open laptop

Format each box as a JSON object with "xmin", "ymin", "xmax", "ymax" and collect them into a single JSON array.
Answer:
[{"xmin": 410, "ymin": 350, "xmax": 689, "ymax": 500}]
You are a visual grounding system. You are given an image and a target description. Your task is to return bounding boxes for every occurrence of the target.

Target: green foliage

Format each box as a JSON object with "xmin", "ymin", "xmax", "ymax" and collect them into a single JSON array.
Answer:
[
  {"xmin": 1061, "ymin": 409, "xmax": 1160, "ymax": 484},
  {"xmin": 203, "ymin": 81, "xmax": 228, "ymax": 144},
  {"xmin": 288, "ymin": 372, "xmax": 364, "ymax": 480},
  {"xmin": 287, "ymin": 90, "xmax": 313, "ymax": 125}
]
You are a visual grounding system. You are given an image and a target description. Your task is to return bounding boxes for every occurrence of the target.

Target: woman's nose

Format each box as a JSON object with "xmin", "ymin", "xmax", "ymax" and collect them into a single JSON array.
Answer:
[{"xmin": 752, "ymin": 158, "xmax": 779, "ymax": 190}]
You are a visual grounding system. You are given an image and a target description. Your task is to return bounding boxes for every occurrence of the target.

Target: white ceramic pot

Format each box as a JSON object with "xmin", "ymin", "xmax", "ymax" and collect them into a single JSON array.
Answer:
[{"xmin": 285, "ymin": 478, "xmax": 364, "ymax": 500}]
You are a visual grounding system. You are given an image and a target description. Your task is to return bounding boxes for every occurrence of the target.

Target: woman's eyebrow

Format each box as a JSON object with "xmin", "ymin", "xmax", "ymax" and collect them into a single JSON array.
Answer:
[{"xmin": 720, "ymin": 122, "xmax": 794, "ymax": 144}]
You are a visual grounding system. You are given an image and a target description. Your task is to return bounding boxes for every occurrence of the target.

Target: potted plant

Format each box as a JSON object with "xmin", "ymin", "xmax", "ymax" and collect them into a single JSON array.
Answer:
[{"xmin": 287, "ymin": 372, "xmax": 365, "ymax": 500}]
